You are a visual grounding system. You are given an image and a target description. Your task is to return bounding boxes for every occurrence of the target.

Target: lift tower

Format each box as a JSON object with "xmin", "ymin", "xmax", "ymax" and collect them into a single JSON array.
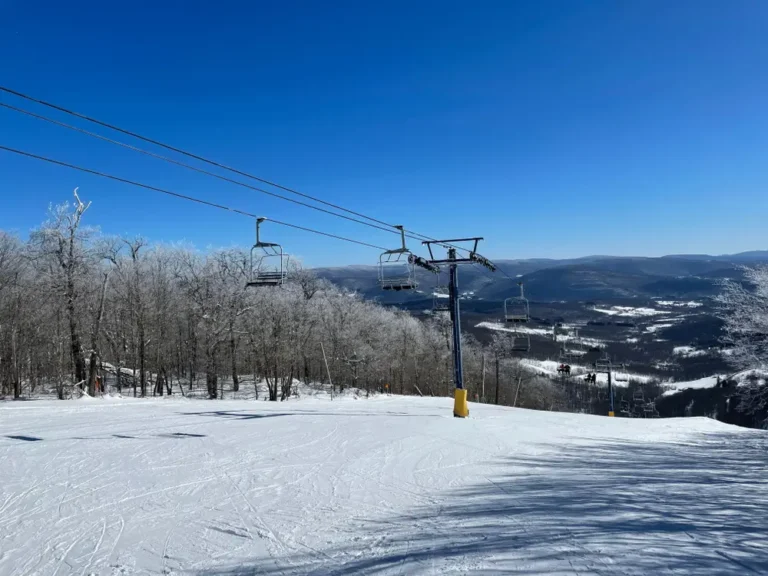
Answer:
[{"xmin": 423, "ymin": 238, "xmax": 496, "ymax": 418}]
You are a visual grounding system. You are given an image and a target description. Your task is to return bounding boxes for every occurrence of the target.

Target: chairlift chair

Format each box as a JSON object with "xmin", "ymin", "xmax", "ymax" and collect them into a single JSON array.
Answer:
[
  {"xmin": 594, "ymin": 358, "xmax": 612, "ymax": 372},
  {"xmin": 246, "ymin": 218, "xmax": 289, "ymax": 288},
  {"xmin": 510, "ymin": 332, "xmax": 531, "ymax": 353},
  {"xmin": 379, "ymin": 226, "xmax": 417, "ymax": 291},
  {"xmin": 620, "ymin": 399, "xmax": 631, "ymax": 416},
  {"xmin": 504, "ymin": 282, "xmax": 530, "ymax": 323},
  {"xmin": 432, "ymin": 276, "xmax": 451, "ymax": 312},
  {"xmin": 561, "ymin": 328, "xmax": 585, "ymax": 361},
  {"xmin": 560, "ymin": 347, "xmax": 578, "ymax": 363}
]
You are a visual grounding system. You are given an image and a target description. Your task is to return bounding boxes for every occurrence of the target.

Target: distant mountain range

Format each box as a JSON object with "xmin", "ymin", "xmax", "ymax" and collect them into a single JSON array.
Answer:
[{"xmin": 313, "ymin": 251, "xmax": 768, "ymax": 304}]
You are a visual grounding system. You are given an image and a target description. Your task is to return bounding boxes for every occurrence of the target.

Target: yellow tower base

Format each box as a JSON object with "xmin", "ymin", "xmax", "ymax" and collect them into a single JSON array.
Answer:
[
  {"xmin": 608, "ymin": 411, "xmax": 615, "ymax": 417},
  {"xmin": 453, "ymin": 388, "xmax": 469, "ymax": 418}
]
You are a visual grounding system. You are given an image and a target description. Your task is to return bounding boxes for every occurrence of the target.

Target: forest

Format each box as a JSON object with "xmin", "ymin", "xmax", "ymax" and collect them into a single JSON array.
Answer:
[{"xmin": 0, "ymin": 192, "xmax": 566, "ymax": 409}]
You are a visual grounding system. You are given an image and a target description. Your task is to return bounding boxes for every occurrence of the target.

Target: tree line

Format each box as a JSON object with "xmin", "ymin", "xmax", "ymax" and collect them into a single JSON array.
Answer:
[{"xmin": 0, "ymin": 192, "xmax": 566, "ymax": 410}]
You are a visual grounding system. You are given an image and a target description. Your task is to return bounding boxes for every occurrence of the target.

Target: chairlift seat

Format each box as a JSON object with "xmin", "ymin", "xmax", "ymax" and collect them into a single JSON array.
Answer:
[
  {"xmin": 379, "ymin": 253, "xmax": 417, "ymax": 291},
  {"xmin": 248, "ymin": 220, "xmax": 288, "ymax": 289},
  {"xmin": 381, "ymin": 280, "xmax": 417, "ymax": 291},
  {"xmin": 504, "ymin": 289, "xmax": 530, "ymax": 324},
  {"xmin": 247, "ymin": 270, "xmax": 286, "ymax": 288},
  {"xmin": 432, "ymin": 285, "xmax": 451, "ymax": 311},
  {"xmin": 510, "ymin": 333, "xmax": 531, "ymax": 353}
]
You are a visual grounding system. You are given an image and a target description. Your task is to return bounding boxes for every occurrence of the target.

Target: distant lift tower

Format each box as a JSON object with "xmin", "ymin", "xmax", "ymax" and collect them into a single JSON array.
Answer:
[
  {"xmin": 592, "ymin": 355, "xmax": 625, "ymax": 417},
  {"xmin": 423, "ymin": 238, "xmax": 496, "ymax": 418}
]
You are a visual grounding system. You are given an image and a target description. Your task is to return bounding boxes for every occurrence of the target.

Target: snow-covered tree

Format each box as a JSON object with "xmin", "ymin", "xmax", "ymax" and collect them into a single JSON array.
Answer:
[
  {"xmin": 717, "ymin": 266, "xmax": 768, "ymax": 370},
  {"xmin": 717, "ymin": 266, "xmax": 768, "ymax": 420},
  {"xmin": 2, "ymin": 191, "xmax": 565, "ymax": 412}
]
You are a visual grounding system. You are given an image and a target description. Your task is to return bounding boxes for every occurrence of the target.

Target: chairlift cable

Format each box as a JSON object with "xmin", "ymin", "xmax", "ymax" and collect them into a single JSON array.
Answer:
[
  {"xmin": 0, "ymin": 101, "xmax": 403, "ymax": 237},
  {"xmin": 0, "ymin": 144, "xmax": 389, "ymax": 251},
  {"xmin": 0, "ymin": 86, "xmax": 474, "ymax": 255}
]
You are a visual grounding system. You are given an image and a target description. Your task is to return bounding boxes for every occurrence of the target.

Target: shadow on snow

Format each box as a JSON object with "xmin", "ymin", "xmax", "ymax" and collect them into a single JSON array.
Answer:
[
  {"xmin": 179, "ymin": 409, "xmax": 443, "ymax": 420},
  {"xmin": 195, "ymin": 429, "xmax": 768, "ymax": 575}
]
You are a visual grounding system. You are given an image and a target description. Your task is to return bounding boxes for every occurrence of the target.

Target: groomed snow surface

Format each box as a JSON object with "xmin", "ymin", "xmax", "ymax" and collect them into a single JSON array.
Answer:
[{"xmin": 2, "ymin": 395, "xmax": 767, "ymax": 575}]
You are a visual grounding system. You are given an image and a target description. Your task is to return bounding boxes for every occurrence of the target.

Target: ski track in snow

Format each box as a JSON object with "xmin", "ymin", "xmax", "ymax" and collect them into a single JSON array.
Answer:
[{"xmin": 1, "ymin": 396, "xmax": 767, "ymax": 575}]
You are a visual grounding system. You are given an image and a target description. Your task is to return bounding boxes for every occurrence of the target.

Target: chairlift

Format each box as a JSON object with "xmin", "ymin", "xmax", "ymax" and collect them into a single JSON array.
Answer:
[
  {"xmin": 246, "ymin": 218, "xmax": 288, "ymax": 288},
  {"xmin": 561, "ymin": 328, "xmax": 585, "ymax": 360},
  {"xmin": 620, "ymin": 399, "xmax": 631, "ymax": 417},
  {"xmin": 504, "ymin": 282, "xmax": 530, "ymax": 323},
  {"xmin": 594, "ymin": 355, "xmax": 612, "ymax": 372},
  {"xmin": 559, "ymin": 346, "xmax": 578, "ymax": 362},
  {"xmin": 510, "ymin": 332, "xmax": 531, "ymax": 353},
  {"xmin": 644, "ymin": 401, "xmax": 659, "ymax": 418},
  {"xmin": 432, "ymin": 274, "xmax": 451, "ymax": 312},
  {"xmin": 379, "ymin": 226, "xmax": 417, "ymax": 291}
]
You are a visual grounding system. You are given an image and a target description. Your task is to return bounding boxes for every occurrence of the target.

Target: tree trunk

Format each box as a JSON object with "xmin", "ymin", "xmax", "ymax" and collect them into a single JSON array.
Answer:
[
  {"xmin": 230, "ymin": 325, "xmax": 239, "ymax": 392},
  {"xmin": 87, "ymin": 351, "xmax": 99, "ymax": 397},
  {"xmin": 138, "ymin": 323, "xmax": 146, "ymax": 397},
  {"xmin": 164, "ymin": 368, "xmax": 172, "ymax": 395},
  {"xmin": 87, "ymin": 272, "xmax": 110, "ymax": 396},
  {"xmin": 68, "ymin": 294, "xmax": 86, "ymax": 387},
  {"xmin": 206, "ymin": 347, "xmax": 218, "ymax": 399}
]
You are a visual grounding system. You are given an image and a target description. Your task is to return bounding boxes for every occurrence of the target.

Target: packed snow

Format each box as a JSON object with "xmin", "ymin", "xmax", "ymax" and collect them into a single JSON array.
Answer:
[
  {"xmin": 476, "ymin": 321, "xmax": 552, "ymax": 338},
  {"xmin": 520, "ymin": 359, "xmax": 654, "ymax": 386},
  {"xmin": 476, "ymin": 322, "xmax": 605, "ymax": 349},
  {"xmin": 1, "ymin": 395, "xmax": 767, "ymax": 575},
  {"xmin": 655, "ymin": 300, "xmax": 704, "ymax": 308},
  {"xmin": 645, "ymin": 323, "xmax": 674, "ymax": 333},
  {"xmin": 672, "ymin": 346, "xmax": 709, "ymax": 358},
  {"xmin": 592, "ymin": 306, "xmax": 668, "ymax": 317},
  {"xmin": 662, "ymin": 369, "xmax": 768, "ymax": 396},
  {"xmin": 662, "ymin": 375, "xmax": 725, "ymax": 395}
]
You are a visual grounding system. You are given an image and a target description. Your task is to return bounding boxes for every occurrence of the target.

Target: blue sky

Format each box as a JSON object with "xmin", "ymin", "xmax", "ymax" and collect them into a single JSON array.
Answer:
[{"xmin": 1, "ymin": 0, "xmax": 767, "ymax": 266}]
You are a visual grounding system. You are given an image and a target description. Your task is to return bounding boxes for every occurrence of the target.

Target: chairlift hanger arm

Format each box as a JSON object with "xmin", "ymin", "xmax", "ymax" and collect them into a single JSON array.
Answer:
[{"xmin": 410, "ymin": 255, "xmax": 440, "ymax": 273}]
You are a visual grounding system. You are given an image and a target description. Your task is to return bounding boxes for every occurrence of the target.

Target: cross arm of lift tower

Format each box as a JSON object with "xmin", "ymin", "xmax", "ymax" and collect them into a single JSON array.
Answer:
[{"xmin": 421, "ymin": 237, "xmax": 497, "ymax": 271}]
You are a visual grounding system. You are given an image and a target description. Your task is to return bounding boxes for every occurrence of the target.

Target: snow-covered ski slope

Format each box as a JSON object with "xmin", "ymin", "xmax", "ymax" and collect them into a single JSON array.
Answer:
[{"xmin": 1, "ymin": 395, "xmax": 767, "ymax": 575}]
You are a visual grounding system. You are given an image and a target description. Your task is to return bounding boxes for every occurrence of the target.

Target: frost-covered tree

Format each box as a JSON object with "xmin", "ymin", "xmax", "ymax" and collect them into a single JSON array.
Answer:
[
  {"xmin": 3, "ymin": 192, "xmax": 570, "ymax": 412},
  {"xmin": 28, "ymin": 190, "xmax": 94, "ymax": 389},
  {"xmin": 717, "ymin": 266, "xmax": 768, "ymax": 420},
  {"xmin": 718, "ymin": 266, "xmax": 768, "ymax": 370}
]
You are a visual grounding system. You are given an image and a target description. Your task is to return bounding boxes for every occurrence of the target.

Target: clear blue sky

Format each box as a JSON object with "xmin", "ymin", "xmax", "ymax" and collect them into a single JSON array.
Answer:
[{"xmin": 1, "ymin": 0, "xmax": 767, "ymax": 266}]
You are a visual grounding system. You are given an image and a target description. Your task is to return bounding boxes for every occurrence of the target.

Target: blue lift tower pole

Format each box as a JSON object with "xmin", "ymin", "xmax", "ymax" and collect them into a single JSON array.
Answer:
[
  {"xmin": 448, "ymin": 248, "xmax": 464, "ymax": 396},
  {"xmin": 422, "ymin": 238, "xmax": 496, "ymax": 418}
]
